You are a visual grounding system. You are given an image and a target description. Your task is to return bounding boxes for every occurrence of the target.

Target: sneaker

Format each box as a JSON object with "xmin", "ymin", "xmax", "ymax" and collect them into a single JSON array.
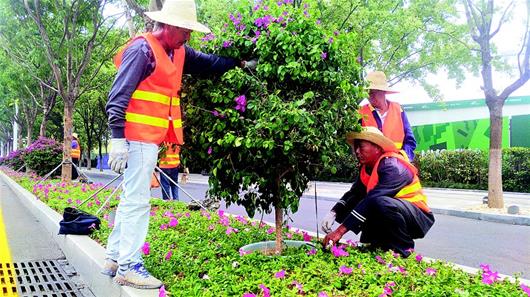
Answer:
[
  {"xmin": 101, "ymin": 259, "xmax": 118, "ymax": 277},
  {"xmin": 114, "ymin": 263, "xmax": 163, "ymax": 289}
]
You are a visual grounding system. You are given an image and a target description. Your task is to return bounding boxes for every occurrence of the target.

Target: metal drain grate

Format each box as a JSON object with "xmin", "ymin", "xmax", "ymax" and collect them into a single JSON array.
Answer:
[
  {"xmin": 13, "ymin": 260, "xmax": 84, "ymax": 297},
  {"xmin": 0, "ymin": 262, "xmax": 17, "ymax": 296}
]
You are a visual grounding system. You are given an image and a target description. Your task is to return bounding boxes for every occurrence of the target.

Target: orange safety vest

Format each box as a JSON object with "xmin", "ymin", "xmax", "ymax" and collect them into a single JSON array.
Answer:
[
  {"xmin": 159, "ymin": 143, "xmax": 180, "ymax": 169},
  {"xmin": 359, "ymin": 102, "xmax": 405, "ymax": 150},
  {"xmin": 114, "ymin": 33, "xmax": 185, "ymax": 145},
  {"xmin": 360, "ymin": 152, "xmax": 431, "ymax": 213},
  {"xmin": 71, "ymin": 139, "xmax": 81, "ymax": 159}
]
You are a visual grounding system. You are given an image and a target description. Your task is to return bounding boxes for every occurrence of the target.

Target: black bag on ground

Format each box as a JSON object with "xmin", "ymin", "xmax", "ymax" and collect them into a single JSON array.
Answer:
[{"xmin": 59, "ymin": 207, "xmax": 101, "ymax": 235}]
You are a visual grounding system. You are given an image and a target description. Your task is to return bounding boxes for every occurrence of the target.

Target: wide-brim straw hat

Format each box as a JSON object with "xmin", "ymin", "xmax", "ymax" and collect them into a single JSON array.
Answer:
[
  {"xmin": 145, "ymin": 0, "xmax": 211, "ymax": 33},
  {"xmin": 72, "ymin": 133, "xmax": 78, "ymax": 138},
  {"xmin": 346, "ymin": 126, "xmax": 398, "ymax": 152},
  {"xmin": 366, "ymin": 71, "xmax": 398, "ymax": 94}
]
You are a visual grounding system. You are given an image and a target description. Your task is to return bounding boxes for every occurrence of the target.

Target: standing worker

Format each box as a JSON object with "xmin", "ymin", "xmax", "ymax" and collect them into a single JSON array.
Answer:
[
  {"xmin": 359, "ymin": 71, "xmax": 417, "ymax": 161},
  {"xmin": 103, "ymin": 0, "xmax": 257, "ymax": 289},
  {"xmin": 158, "ymin": 142, "xmax": 180, "ymax": 200},
  {"xmin": 71, "ymin": 133, "xmax": 81, "ymax": 180}
]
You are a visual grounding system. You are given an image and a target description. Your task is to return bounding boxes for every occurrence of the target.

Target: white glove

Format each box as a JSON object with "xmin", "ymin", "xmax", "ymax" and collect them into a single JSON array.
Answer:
[
  {"xmin": 321, "ymin": 211, "xmax": 336, "ymax": 234},
  {"xmin": 108, "ymin": 138, "xmax": 128, "ymax": 174},
  {"xmin": 243, "ymin": 58, "xmax": 258, "ymax": 70}
]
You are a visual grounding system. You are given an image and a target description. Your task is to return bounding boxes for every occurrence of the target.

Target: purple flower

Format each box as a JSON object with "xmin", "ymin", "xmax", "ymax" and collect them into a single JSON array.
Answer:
[
  {"xmin": 242, "ymin": 293, "xmax": 256, "ymax": 297},
  {"xmin": 415, "ymin": 254, "xmax": 423, "ymax": 262},
  {"xmin": 169, "ymin": 218, "xmax": 178, "ymax": 227},
  {"xmin": 164, "ymin": 250, "xmax": 172, "ymax": 261},
  {"xmin": 259, "ymin": 284, "xmax": 270, "ymax": 297},
  {"xmin": 321, "ymin": 52, "xmax": 328, "ymax": 60},
  {"xmin": 160, "ymin": 224, "xmax": 168, "ymax": 230},
  {"xmin": 141, "ymin": 242, "xmax": 150, "ymax": 255},
  {"xmin": 291, "ymin": 281, "xmax": 304, "ymax": 294},
  {"xmin": 159, "ymin": 285, "xmax": 167, "ymax": 297},
  {"xmin": 234, "ymin": 95, "xmax": 247, "ymax": 112},
  {"xmin": 331, "ymin": 245, "xmax": 349, "ymax": 257},
  {"xmin": 275, "ymin": 270, "xmax": 285, "ymax": 279},
  {"xmin": 239, "ymin": 248, "xmax": 251, "ymax": 256},
  {"xmin": 266, "ymin": 227, "xmax": 275, "ymax": 234},
  {"xmin": 339, "ymin": 265, "xmax": 353, "ymax": 275},
  {"xmin": 318, "ymin": 292, "xmax": 329, "ymax": 297},
  {"xmin": 254, "ymin": 15, "xmax": 272, "ymax": 29},
  {"xmin": 425, "ymin": 267, "xmax": 437, "ymax": 276},
  {"xmin": 253, "ymin": 4, "xmax": 260, "ymax": 11},
  {"xmin": 207, "ymin": 147, "xmax": 213, "ymax": 155},
  {"xmin": 306, "ymin": 248, "xmax": 316, "ymax": 255},
  {"xmin": 375, "ymin": 255, "xmax": 386, "ymax": 264},
  {"xmin": 222, "ymin": 40, "xmax": 233, "ymax": 48},
  {"xmin": 334, "ymin": 30, "xmax": 339, "ymax": 36},
  {"xmin": 520, "ymin": 284, "xmax": 530, "ymax": 296},
  {"xmin": 316, "ymin": 19, "xmax": 321, "ymax": 25},
  {"xmin": 482, "ymin": 271, "xmax": 500, "ymax": 285},
  {"xmin": 328, "ymin": 37, "xmax": 334, "ymax": 44},
  {"xmin": 201, "ymin": 33, "xmax": 215, "ymax": 42}
]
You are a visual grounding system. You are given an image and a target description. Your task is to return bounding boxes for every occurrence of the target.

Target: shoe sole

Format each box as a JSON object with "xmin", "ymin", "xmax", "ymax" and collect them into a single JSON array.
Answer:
[
  {"xmin": 101, "ymin": 270, "xmax": 116, "ymax": 277},
  {"xmin": 114, "ymin": 275, "xmax": 162, "ymax": 289}
]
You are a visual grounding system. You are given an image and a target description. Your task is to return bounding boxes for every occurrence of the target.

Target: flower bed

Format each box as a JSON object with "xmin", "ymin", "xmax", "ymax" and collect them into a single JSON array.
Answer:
[{"xmin": 4, "ymin": 168, "xmax": 528, "ymax": 296}]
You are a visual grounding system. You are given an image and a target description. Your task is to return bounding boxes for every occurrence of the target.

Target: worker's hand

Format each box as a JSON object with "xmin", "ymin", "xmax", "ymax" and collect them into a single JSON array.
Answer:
[
  {"xmin": 181, "ymin": 167, "xmax": 189, "ymax": 184},
  {"xmin": 321, "ymin": 211, "xmax": 336, "ymax": 234},
  {"xmin": 322, "ymin": 224, "xmax": 347, "ymax": 249},
  {"xmin": 243, "ymin": 58, "xmax": 258, "ymax": 70},
  {"xmin": 108, "ymin": 138, "xmax": 128, "ymax": 174}
]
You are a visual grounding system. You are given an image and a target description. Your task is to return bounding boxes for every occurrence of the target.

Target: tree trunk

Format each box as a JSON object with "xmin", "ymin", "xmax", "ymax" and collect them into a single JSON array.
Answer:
[
  {"xmin": 274, "ymin": 205, "xmax": 283, "ymax": 254},
  {"xmin": 61, "ymin": 101, "xmax": 74, "ymax": 182},
  {"xmin": 26, "ymin": 125, "xmax": 33, "ymax": 146},
  {"xmin": 39, "ymin": 117, "xmax": 47, "ymax": 137},
  {"xmin": 487, "ymin": 99, "xmax": 504, "ymax": 208},
  {"xmin": 98, "ymin": 139, "xmax": 103, "ymax": 172}
]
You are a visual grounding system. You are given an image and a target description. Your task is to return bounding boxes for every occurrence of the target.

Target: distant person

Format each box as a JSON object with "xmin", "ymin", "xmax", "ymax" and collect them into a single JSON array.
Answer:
[
  {"xmin": 321, "ymin": 127, "xmax": 434, "ymax": 257},
  {"xmin": 71, "ymin": 133, "xmax": 81, "ymax": 179},
  {"xmin": 103, "ymin": 0, "xmax": 257, "ymax": 289},
  {"xmin": 359, "ymin": 71, "xmax": 416, "ymax": 161},
  {"xmin": 158, "ymin": 142, "xmax": 180, "ymax": 200}
]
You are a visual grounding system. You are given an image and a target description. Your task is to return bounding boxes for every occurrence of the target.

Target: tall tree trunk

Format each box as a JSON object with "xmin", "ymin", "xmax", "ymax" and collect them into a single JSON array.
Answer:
[
  {"xmin": 26, "ymin": 124, "xmax": 33, "ymax": 146},
  {"xmin": 86, "ymin": 138, "xmax": 92, "ymax": 170},
  {"xmin": 39, "ymin": 118, "xmax": 47, "ymax": 137},
  {"xmin": 98, "ymin": 139, "xmax": 103, "ymax": 172},
  {"xmin": 274, "ymin": 205, "xmax": 283, "ymax": 254},
  {"xmin": 486, "ymin": 99, "xmax": 504, "ymax": 208},
  {"xmin": 61, "ymin": 101, "xmax": 74, "ymax": 181}
]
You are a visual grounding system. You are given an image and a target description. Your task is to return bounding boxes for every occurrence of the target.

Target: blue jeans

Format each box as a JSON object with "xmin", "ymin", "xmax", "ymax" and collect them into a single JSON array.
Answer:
[
  {"xmin": 105, "ymin": 141, "xmax": 158, "ymax": 268},
  {"xmin": 160, "ymin": 167, "xmax": 179, "ymax": 200}
]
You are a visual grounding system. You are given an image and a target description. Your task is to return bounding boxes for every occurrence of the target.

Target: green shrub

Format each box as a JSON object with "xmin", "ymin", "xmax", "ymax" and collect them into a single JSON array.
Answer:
[
  {"xmin": 502, "ymin": 147, "xmax": 530, "ymax": 193},
  {"xmin": 0, "ymin": 149, "xmax": 25, "ymax": 170},
  {"xmin": 24, "ymin": 137, "xmax": 63, "ymax": 177}
]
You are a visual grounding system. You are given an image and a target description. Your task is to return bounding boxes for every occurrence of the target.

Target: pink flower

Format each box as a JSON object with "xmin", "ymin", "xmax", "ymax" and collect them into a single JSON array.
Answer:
[
  {"xmin": 482, "ymin": 271, "xmax": 500, "ymax": 285},
  {"xmin": 415, "ymin": 254, "xmax": 423, "ymax": 262},
  {"xmin": 236, "ymin": 215, "xmax": 248, "ymax": 224},
  {"xmin": 159, "ymin": 285, "xmax": 167, "ymax": 297},
  {"xmin": 331, "ymin": 245, "xmax": 349, "ymax": 257},
  {"xmin": 286, "ymin": 232, "xmax": 293, "ymax": 239},
  {"xmin": 164, "ymin": 250, "xmax": 172, "ymax": 260},
  {"xmin": 520, "ymin": 284, "xmax": 530, "ymax": 296},
  {"xmin": 141, "ymin": 242, "xmax": 150, "ymax": 255},
  {"xmin": 208, "ymin": 224, "xmax": 215, "ymax": 230},
  {"xmin": 306, "ymin": 248, "xmax": 316, "ymax": 255},
  {"xmin": 259, "ymin": 284, "xmax": 270, "ymax": 297},
  {"xmin": 274, "ymin": 269, "xmax": 285, "ymax": 279},
  {"xmin": 480, "ymin": 263, "xmax": 491, "ymax": 273},
  {"xmin": 375, "ymin": 255, "xmax": 386, "ymax": 264},
  {"xmin": 235, "ymin": 95, "xmax": 247, "ymax": 112},
  {"xmin": 222, "ymin": 40, "xmax": 233, "ymax": 48},
  {"xmin": 169, "ymin": 218, "xmax": 179, "ymax": 227},
  {"xmin": 239, "ymin": 248, "xmax": 251, "ymax": 256},
  {"xmin": 242, "ymin": 293, "xmax": 256, "ymax": 297},
  {"xmin": 302, "ymin": 232, "xmax": 311, "ymax": 242},
  {"xmin": 226, "ymin": 227, "xmax": 237, "ymax": 235},
  {"xmin": 159, "ymin": 224, "xmax": 168, "ymax": 230},
  {"xmin": 425, "ymin": 267, "xmax": 437, "ymax": 276},
  {"xmin": 339, "ymin": 265, "xmax": 353, "ymax": 275},
  {"xmin": 318, "ymin": 292, "xmax": 329, "ymax": 297},
  {"xmin": 321, "ymin": 52, "xmax": 328, "ymax": 60},
  {"xmin": 346, "ymin": 240, "xmax": 357, "ymax": 247},
  {"xmin": 291, "ymin": 281, "xmax": 304, "ymax": 294},
  {"xmin": 266, "ymin": 227, "xmax": 275, "ymax": 234},
  {"xmin": 218, "ymin": 210, "xmax": 225, "ymax": 217},
  {"xmin": 207, "ymin": 147, "xmax": 212, "ymax": 155}
]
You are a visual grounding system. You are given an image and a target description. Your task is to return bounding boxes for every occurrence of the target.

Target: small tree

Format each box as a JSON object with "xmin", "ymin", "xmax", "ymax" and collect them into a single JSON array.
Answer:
[{"xmin": 184, "ymin": 0, "xmax": 362, "ymax": 253}]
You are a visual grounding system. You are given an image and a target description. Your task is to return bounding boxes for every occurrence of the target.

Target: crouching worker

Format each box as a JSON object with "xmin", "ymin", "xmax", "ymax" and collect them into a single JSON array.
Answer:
[{"xmin": 322, "ymin": 126, "xmax": 434, "ymax": 257}]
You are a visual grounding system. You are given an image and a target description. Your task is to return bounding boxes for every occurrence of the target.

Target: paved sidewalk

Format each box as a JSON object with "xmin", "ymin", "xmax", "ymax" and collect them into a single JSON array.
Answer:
[{"xmin": 83, "ymin": 168, "xmax": 530, "ymax": 226}]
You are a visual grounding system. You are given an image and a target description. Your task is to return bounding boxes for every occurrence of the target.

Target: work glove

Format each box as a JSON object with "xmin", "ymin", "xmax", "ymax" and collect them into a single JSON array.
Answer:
[
  {"xmin": 321, "ymin": 211, "xmax": 336, "ymax": 234},
  {"xmin": 243, "ymin": 58, "xmax": 258, "ymax": 70},
  {"xmin": 108, "ymin": 138, "xmax": 128, "ymax": 174}
]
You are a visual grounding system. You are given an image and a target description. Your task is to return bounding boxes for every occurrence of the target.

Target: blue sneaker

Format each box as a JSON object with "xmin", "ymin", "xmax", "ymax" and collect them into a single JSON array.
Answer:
[{"xmin": 113, "ymin": 263, "xmax": 163, "ymax": 289}]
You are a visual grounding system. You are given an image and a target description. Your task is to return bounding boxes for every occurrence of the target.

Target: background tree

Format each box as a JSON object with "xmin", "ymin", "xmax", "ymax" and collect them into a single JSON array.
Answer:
[{"xmin": 462, "ymin": 0, "xmax": 530, "ymax": 208}]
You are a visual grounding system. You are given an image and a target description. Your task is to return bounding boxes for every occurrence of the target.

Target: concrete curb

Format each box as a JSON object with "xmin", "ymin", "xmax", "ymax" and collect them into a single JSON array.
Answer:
[
  {"xmin": 431, "ymin": 207, "xmax": 530, "ymax": 226},
  {"xmin": 2, "ymin": 171, "xmax": 529, "ymax": 291},
  {"xmin": 0, "ymin": 172, "xmax": 157, "ymax": 297}
]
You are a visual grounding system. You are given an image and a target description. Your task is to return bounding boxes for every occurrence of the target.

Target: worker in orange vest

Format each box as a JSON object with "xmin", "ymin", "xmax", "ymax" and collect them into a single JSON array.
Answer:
[
  {"xmin": 71, "ymin": 133, "xmax": 81, "ymax": 180},
  {"xmin": 158, "ymin": 142, "xmax": 180, "ymax": 200},
  {"xmin": 322, "ymin": 127, "xmax": 434, "ymax": 257},
  {"xmin": 359, "ymin": 71, "xmax": 417, "ymax": 161},
  {"xmin": 102, "ymin": 0, "xmax": 257, "ymax": 289}
]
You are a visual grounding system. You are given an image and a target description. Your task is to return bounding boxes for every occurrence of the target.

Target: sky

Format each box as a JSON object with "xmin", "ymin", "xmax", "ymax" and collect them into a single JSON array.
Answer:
[{"xmin": 388, "ymin": 0, "xmax": 530, "ymax": 105}]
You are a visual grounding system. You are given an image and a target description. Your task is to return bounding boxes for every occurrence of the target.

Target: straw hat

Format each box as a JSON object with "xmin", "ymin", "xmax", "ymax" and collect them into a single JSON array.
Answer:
[
  {"xmin": 366, "ymin": 71, "xmax": 398, "ymax": 94},
  {"xmin": 346, "ymin": 126, "xmax": 398, "ymax": 152},
  {"xmin": 145, "ymin": 0, "xmax": 211, "ymax": 33},
  {"xmin": 72, "ymin": 133, "xmax": 78, "ymax": 138}
]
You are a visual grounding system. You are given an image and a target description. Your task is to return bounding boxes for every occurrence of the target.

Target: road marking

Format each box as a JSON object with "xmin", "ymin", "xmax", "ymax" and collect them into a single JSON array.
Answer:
[{"xmin": 0, "ymin": 205, "xmax": 18, "ymax": 297}]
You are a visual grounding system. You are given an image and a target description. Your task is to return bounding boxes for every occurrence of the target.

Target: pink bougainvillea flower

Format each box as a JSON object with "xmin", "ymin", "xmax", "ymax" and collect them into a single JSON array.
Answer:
[
  {"xmin": 219, "ymin": 216, "xmax": 230, "ymax": 227},
  {"xmin": 302, "ymin": 232, "xmax": 311, "ymax": 242},
  {"xmin": 331, "ymin": 245, "xmax": 349, "ymax": 257},
  {"xmin": 375, "ymin": 255, "xmax": 386, "ymax": 265},
  {"xmin": 274, "ymin": 269, "xmax": 286, "ymax": 279},
  {"xmin": 242, "ymin": 293, "xmax": 256, "ymax": 297},
  {"xmin": 259, "ymin": 284, "xmax": 271, "ymax": 297},
  {"xmin": 425, "ymin": 267, "xmax": 437, "ymax": 276},
  {"xmin": 141, "ymin": 242, "xmax": 150, "ymax": 255},
  {"xmin": 266, "ymin": 227, "xmax": 275, "ymax": 235},
  {"xmin": 482, "ymin": 271, "xmax": 500, "ymax": 285},
  {"xmin": 339, "ymin": 265, "xmax": 353, "ymax": 275},
  {"xmin": 164, "ymin": 250, "xmax": 172, "ymax": 261},
  {"xmin": 480, "ymin": 263, "xmax": 491, "ymax": 273},
  {"xmin": 321, "ymin": 52, "xmax": 327, "ymax": 60},
  {"xmin": 318, "ymin": 292, "xmax": 329, "ymax": 297},
  {"xmin": 306, "ymin": 248, "xmax": 317, "ymax": 255},
  {"xmin": 218, "ymin": 210, "xmax": 225, "ymax": 217},
  {"xmin": 415, "ymin": 254, "xmax": 423, "ymax": 262},
  {"xmin": 169, "ymin": 218, "xmax": 179, "ymax": 227},
  {"xmin": 520, "ymin": 284, "xmax": 530, "ymax": 296},
  {"xmin": 158, "ymin": 285, "xmax": 167, "ymax": 297}
]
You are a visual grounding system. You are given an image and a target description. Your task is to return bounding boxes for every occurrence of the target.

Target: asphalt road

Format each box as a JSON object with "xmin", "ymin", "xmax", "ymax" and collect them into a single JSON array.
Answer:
[{"xmin": 84, "ymin": 171, "xmax": 530, "ymax": 279}]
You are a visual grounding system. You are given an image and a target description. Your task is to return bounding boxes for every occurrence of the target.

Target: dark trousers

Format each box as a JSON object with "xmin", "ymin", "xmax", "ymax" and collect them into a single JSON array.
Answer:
[
  {"xmin": 360, "ymin": 196, "xmax": 435, "ymax": 256},
  {"xmin": 160, "ymin": 167, "xmax": 179, "ymax": 200},
  {"xmin": 72, "ymin": 158, "xmax": 79, "ymax": 179}
]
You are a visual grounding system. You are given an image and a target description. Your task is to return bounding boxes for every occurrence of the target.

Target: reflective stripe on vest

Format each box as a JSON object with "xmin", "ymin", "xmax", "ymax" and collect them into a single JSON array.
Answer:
[
  {"xmin": 359, "ymin": 102, "xmax": 405, "ymax": 149},
  {"xmin": 114, "ymin": 33, "xmax": 185, "ymax": 145},
  {"xmin": 360, "ymin": 152, "xmax": 431, "ymax": 213},
  {"xmin": 159, "ymin": 144, "xmax": 180, "ymax": 168}
]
